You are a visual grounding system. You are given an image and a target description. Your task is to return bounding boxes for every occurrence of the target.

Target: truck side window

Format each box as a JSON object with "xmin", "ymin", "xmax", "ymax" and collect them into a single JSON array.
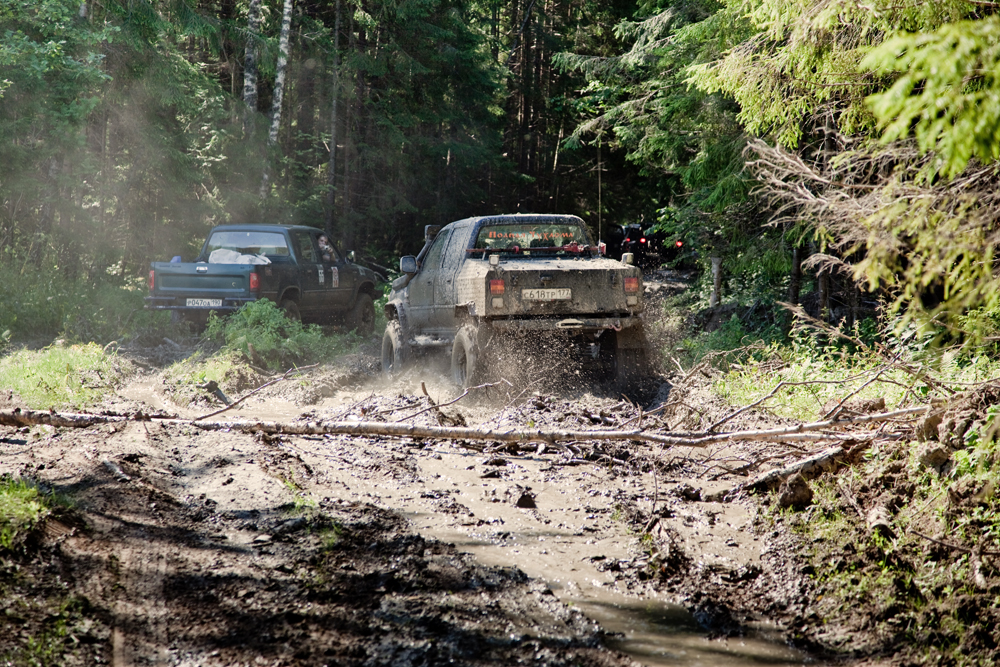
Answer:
[
  {"xmin": 293, "ymin": 232, "xmax": 317, "ymax": 263},
  {"xmin": 442, "ymin": 227, "xmax": 467, "ymax": 270},
  {"xmin": 421, "ymin": 229, "xmax": 451, "ymax": 271}
]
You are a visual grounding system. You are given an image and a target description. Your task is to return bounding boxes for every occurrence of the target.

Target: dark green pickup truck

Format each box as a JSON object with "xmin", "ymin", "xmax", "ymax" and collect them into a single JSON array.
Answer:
[{"xmin": 144, "ymin": 225, "xmax": 380, "ymax": 333}]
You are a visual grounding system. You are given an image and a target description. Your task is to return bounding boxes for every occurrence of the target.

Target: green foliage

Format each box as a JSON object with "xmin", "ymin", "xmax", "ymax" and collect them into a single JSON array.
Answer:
[
  {"xmin": 0, "ymin": 343, "xmax": 133, "ymax": 409},
  {"xmin": 786, "ymin": 415, "xmax": 1000, "ymax": 665},
  {"xmin": 679, "ymin": 314, "xmax": 749, "ymax": 362},
  {"xmin": 205, "ymin": 299, "xmax": 360, "ymax": 370},
  {"xmin": 0, "ymin": 477, "xmax": 53, "ymax": 551},
  {"xmin": 865, "ymin": 16, "xmax": 1000, "ymax": 179},
  {"xmin": 853, "ymin": 188, "xmax": 1000, "ymax": 334},
  {"xmin": 0, "ymin": 253, "xmax": 172, "ymax": 344},
  {"xmin": 319, "ymin": 524, "xmax": 343, "ymax": 550},
  {"xmin": 713, "ymin": 331, "xmax": 1000, "ymax": 421},
  {"xmin": 0, "ymin": 592, "xmax": 88, "ymax": 667},
  {"xmin": 687, "ymin": 0, "xmax": 973, "ymax": 149},
  {"xmin": 555, "ymin": 0, "xmax": 753, "ymax": 218}
]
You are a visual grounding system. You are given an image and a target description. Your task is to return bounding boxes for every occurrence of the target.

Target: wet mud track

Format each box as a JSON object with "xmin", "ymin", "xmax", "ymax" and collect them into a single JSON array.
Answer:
[{"xmin": 0, "ymin": 359, "xmax": 822, "ymax": 666}]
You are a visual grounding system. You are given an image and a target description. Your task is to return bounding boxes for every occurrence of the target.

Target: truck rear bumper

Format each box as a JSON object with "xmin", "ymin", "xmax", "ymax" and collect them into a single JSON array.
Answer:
[
  {"xmin": 489, "ymin": 315, "xmax": 642, "ymax": 332},
  {"xmin": 144, "ymin": 296, "xmax": 257, "ymax": 312}
]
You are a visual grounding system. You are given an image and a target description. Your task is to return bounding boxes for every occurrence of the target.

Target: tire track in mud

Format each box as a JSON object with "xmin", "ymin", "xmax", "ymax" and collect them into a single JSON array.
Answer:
[{"xmin": 112, "ymin": 546, "xmax": 170, "ymax": 667}]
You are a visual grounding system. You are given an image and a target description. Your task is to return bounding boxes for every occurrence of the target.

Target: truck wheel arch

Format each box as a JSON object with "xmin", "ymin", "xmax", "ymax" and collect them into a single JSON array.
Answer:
[
  {"xmin": 277, "ymin": 287, "xmax": 300, "ymax": 306},
  {"xmin": 453, "ymin": 302, "xmax": 478, "ymax": 326},
  {"xmin": 356, "ymin": 281, "xmax": 378, "ymax": 303}
]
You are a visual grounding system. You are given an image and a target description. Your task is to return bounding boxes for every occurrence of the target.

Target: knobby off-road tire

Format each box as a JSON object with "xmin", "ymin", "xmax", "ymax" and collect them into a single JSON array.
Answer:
[
  {"xmin": 451, "ymin": 325, "xmax": 484, "ymax": 389},
  {"xmin": 348, "ymin": 292, "xmax": 376, "ymax": 336},
  {"xmin": 614, "ymin": 325, "xmax": 650, "ymax": 394},
  {"xmin": 280, "ymin": 298, "xmax": 301, "ymax": 322},
  {"xmin": 381, "ymin": 320, "xmax": 411, "ymax": 377}
]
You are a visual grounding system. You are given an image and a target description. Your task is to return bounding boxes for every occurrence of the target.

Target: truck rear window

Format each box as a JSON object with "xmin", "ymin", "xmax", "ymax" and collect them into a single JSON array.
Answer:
[
  {"xmin": 474, "ymin": 224, "xmax": 591, "ymax": 254},
  {"xmin": 205, "ymin": 231, "xmax": 290, "ymax": 260}
]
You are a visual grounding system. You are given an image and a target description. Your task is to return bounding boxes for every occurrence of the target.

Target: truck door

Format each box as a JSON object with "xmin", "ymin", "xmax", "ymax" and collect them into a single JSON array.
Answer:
[
  {"xmin": 407, "ymin": 228, "xmax": 451, "ymax": 332},
  {"xmin": 291, "ymin": 231, "xmax": 323, "ymax": 318},
  {"xmin": 433, "ymin": 225, "xmax": 468, "ymax": 329},
  {"xmin": 313, "ymin": 232, "xmax": 352, "ymax": 311}
]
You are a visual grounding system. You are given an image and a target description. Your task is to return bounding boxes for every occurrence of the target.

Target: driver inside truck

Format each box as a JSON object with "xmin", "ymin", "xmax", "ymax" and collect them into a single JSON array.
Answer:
[{"xmin": 318, "ymin": 235, "xmax": 334, "ymax": 262}]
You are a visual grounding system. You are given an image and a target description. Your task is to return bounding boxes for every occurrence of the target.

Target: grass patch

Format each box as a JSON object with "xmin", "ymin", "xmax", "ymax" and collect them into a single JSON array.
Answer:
[
  {"xmin": 0, "ymin": 343, "xmax": 133, "ymax": 409},
  {"xmin": 319, "ymin": 524, "xmax": 343, "ymax": 550},
  {"xmin": 205, "ymin": 299, "xmax": 361, "ymax": 371},
  {"xmin": 708, "ymin": 334, "xmax": 1000, "ymax": 421},
  {"xmin": 0, "ymin": 477, "xmax": 55, "ymax": 550}
]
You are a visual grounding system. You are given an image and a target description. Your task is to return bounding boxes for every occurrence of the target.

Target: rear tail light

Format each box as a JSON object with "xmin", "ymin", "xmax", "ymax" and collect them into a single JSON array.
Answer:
[
  {"xmin": 624, "ymin": 277, "xmax": 639, "ymax": 293},
  {"xmin": 249, "ymin": 272, "xmax": 260, "ymax": 291},
  {"xmin": 640, "ymin": 238, "xmax": 646, "ymax": 244},
  {"xmin": 676, "ymin": 240, "xmax": 684, "ymax": 248},
  {"xmin": 490, "ymin": 279, "xmax": 505, "ymax": 295},
  {"xmin": 148, "ymin": 270, "xmax": 154, "ymax": 290}
]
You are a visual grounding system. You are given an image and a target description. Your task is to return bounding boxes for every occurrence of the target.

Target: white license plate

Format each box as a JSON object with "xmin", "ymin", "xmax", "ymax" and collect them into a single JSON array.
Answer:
[
  {"xmin": 522, "ymin": 288, "xmax": 571, "ymax": 301},
  {"xmin": 186, "ymin": 298, "xmax": 222, "ymax": 307}
]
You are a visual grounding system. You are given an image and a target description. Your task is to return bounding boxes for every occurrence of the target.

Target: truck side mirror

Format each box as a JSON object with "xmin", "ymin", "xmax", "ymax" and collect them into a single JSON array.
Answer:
[
  {"xmin": 348, "ymin": 250, "xmax": 356, "ymax": 262},
  {"xmin": 400, "ymin": 255, "xmax": 418, "ymax": 274},
  {"xmin": 622, "ymin": 253, "xmax": 635, "ymax": 265}
]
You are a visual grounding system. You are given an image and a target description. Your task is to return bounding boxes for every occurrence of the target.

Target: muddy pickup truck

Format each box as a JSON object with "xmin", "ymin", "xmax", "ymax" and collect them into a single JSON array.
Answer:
[
  {"xmin": 382, "ymin": 214, "xmax": 650, "ymax": 391},
  {"xmin": 144, "ymin": 224, "xmax": 380, "ymax": 333}
]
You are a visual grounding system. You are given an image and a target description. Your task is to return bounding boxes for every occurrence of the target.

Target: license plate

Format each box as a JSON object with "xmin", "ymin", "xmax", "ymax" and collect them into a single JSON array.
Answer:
[
  {"xmin": 522, "ymin": 288, "xmax": 571, "ymax": 301},
  {"xmin": 186, "ymin": 298, "xmax": 222, "ymax": 308}
]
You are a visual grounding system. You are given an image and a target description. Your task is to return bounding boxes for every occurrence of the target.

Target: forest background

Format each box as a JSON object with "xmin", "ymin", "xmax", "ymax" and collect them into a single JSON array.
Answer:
[{"xmin": 2, "ymin": 0, "xmax": 1000, "ymax": 344}]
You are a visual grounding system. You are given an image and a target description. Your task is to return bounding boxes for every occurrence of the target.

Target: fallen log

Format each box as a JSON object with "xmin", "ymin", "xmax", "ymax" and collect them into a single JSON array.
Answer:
[
  {"xmin": 743, "ymin": 444, "xmax": 849, "ymax": 492},
  {"xmin": 0, "ymin": 405, "xmax": 924, "ymax": 449},
  {"xmin": 705, "ymin": 442, "xmax": 862, "ymax": 501}
]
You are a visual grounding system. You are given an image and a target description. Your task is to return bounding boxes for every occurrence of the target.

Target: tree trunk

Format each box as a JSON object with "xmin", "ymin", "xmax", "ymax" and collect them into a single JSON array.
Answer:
[
  {"xmin": 710, "ymin": 257, "xmax": 723, "ymax": 308},
  {"xmin": 818, "ymin": 268, "xmax": 830, "ymax": 323},
  {"xmin": 324, "ymin": 0, "xmax": 341, "ymax": 239},
  {"xmin": 243, "ymin": 0, "xmax": 261, "ymax": 133},
  {"xmin": 847, "ymin": 280, "xmax": 860, "ymax": 330},
  {"xmin": 260, "ymin": 0, "xmax": 294, "ymax": 198},
  {"xmin": 785, "ymin": 244, "xmax": 803, "ymax": 332}
]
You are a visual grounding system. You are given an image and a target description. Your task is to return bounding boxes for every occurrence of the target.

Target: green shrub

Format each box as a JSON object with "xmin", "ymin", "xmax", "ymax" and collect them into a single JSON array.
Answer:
[
  {"xmin": 0, "ymin": 477, "xmax": 52, "ymax": 550},
  {"xmin": 0, "ymin": 259, "xmax": 172, "ymax": 345},
  {"xmin": 205, "ymin": 299, "xmax": 360, "ymax": 370}
]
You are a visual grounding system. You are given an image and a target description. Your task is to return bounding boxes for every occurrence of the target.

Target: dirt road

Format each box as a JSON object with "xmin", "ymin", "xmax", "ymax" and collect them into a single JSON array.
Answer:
[{"xmin": 0, "ymin": 341, "xmax": 823, "ymax": 667}]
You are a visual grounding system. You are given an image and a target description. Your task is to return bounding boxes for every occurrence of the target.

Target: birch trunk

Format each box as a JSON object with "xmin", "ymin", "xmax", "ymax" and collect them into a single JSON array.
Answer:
[
  {"xmin": 243, "ymin": 0, "xmax": 261, "ymax": 132},
  {"xmin": 260, "ymin": 0, "xmax": 294, "ymax": 198}
]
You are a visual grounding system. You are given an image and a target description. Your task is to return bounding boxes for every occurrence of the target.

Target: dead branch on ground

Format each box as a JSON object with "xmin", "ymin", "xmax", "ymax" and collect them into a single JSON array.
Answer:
[
  {"xmin": 193, "ymin": 364, "xmax": 318, "ymax": 422},
  {"xmin": 1, "ymin": 404, "xmax": 926, "ymax": 455}
]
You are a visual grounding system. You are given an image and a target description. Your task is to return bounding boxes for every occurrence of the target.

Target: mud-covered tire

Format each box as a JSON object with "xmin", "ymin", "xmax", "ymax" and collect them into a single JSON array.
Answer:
[
  {"xmin": 381, "ymin": 321, "xmax": 410, "ymax": 377},
  {"xmin": 280, "ymin": 298, "xmax": 301, "ymax": 322},
  {"xmin": 613, "ymin": 325, "xmax": 650, "ymax": 393},
  {"xmin": 348, "ymin": 292, "xmax": 376, "ymax": 336},
  {"xmin": 451, "ymin": 325, "xmax": 481, "ymax": 389}
]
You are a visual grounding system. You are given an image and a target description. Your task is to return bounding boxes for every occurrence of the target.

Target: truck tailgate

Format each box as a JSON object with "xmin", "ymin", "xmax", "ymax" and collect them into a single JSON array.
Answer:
[
  {"xmin": 492, "ymin": 263, "xmax": 641, "ymax": 316},
  {"xmin": 152, "ymin": 263, "xmax": 251, "ymax": 296}
]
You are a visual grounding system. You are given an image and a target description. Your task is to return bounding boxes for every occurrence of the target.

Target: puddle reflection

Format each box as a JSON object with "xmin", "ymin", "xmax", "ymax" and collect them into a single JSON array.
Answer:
[{"xmin": 571, "ymin": 597, "xmax": 817, "ymax": 667}]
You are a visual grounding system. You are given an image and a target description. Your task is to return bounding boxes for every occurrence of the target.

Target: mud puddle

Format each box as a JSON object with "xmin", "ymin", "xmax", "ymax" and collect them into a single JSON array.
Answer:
[
  {"xmin": 276, "ymin": 382, "xmax": 819, "ymax": 667},
  {"xmin": 394, "ymin": 444, "xmax": 815, "ymax": 667}
]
